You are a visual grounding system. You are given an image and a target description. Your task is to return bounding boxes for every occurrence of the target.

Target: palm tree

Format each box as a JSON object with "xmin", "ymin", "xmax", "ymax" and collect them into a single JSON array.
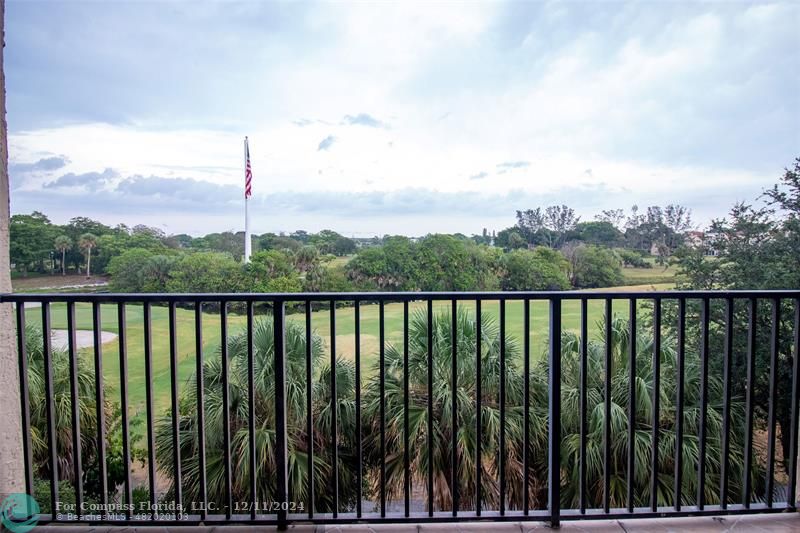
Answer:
[
  {"xmin": 54, "ymin": 235, "xmax": 72, "ymax": 276},
  {"xmin": 293, "ymin": 245, "xmax": 319, "ymax": 274},
  {"xmin": 155, "ymin": 316, "xmax": 359, "ymax": 514},
  {"xmin": 364, "ymin": 309, "xmax": 546, "ymax": 512},
  {"xmin": 23, "ymin": 323, "xmax": 100, "ymax": 488},
  {"xmin": 79, "ymin": 233, "xmax": 97, "ymax": 278},
  {"xmin": 557, "ymin": 317, "xmax": 762, "ymax": 508},
  {"xmin": 367, "ymin": 310, "xmax": 763, "ymax": 513}
]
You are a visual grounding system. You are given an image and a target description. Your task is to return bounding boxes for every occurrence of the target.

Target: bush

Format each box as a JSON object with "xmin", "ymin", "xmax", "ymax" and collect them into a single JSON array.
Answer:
[
  {"xmin": 166, "ymin": 252, "xmax": 246, "ymax": 293},
  {"xmin": 617, "ymin": 248, "xmax": 651, "ymax": 268},
  {"xmin": 571, "ymin": 245, "xmax": 624, "ymax": 288},
  {"xmin": 318, "ymin": 266, "xmax": 355, "ymax": 292},
  {"xmin": 107, "ymin": 249, "xmax": 178, "ymax": 292},
  {"xmin": 34, "ymin": 479, "xmax": 77, "ymax": 514},
  {"xmin": 499, "ymin": 248, "xmax": 570, "ymax": 290}
]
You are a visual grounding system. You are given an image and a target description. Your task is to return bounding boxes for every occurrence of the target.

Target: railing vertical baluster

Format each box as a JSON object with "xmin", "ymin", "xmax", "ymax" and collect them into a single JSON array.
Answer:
[
  {"xmin": 274, "ymin": 301, "xmax": 289, "ymax": 530},
  {"xmin": 143, "ymin": 303, "xmax": 157, "ymax": 516},
  {"xmin": 603, "ymin": 298, "xmax": 612, "ymax": 514},
  {"xmin": 246, "ymin": 301, "xmax": 257, "ymax": 520},
  {"xmin": 452, "ymin": 299, "xmax": 459, "ymax": 516},
  {"xmin": 3, "ymin": 290, "xmax": 800, "ymax": 527},
  {"xmin": 674, "ymin": 298, "xmax": 686, "ymax": 511},
  {"xmin": 5, "ymin": 290, "xmax": 800, "ymax": 527},
  {"xmin": 403, "ymin": 300, "xmax": 411, "ymax": 517},
  {"xmin": 650, "ymin": 298, "xmax": 661, "ymax": 512},
  {"xmin": 220, "ymin": 301, "xmax": 231, "ymax": 518},
  {"xmin": 41, "ymin": 302, "xmax": 58, "ymax": 519},
  {"xmin": 499, "ymin": 299, "xmax": 506, "ymax": 515},
  {"xmin": 523, "ymin": 299, "xmax": 530, "ymax": 515},
  {"xmin": 92, "ymin": 301, "xmax": 108, "ymax": 507},
  {"xmin": 194, "ymin": 302, "xmax": 207, "ymax": 521},
  {"xmin": 549, "ymin": 298, "xmax": 561, "ymax": 528},
  {"xmin": 627, "ymin": 298, "xmax": 636, "ymax": 513},
  {"xmin": 168, "ymin": 301, "xmax": 183, "ymax": 509},
  {"xmin": 66, "ymin": 302, "xmax": 83, "ymax": 519},
  {"xmin": 379, "ymin": 300, "xmax": 386, "ymax": 517},
  {"xmin": 743, "ymin": 298, "xmax": 757, "ymax": 508},
  {"xmin": 427, "ymin": 299, "xmax": 434, "ymax": 516},
  {"xmin": 15, "ymin": 303, "xmax": 34, "ymax": 497},
  {"xmin": 720, "ymin": 298, "xmax": 733, "ymax": 508},
  {"xmin": 354, "ymin": 301, "xmax": 361, "ymax": 518},
  {"xmin": 765, "ymin": 298, "xmax": 780, "ymax": 507},
  {"xmin": 305, "ymin": 301, "xmax": 315, "ymax": 518},
  {"xmin": 476, "ymin": 299, "xmax": 483, "ymax": 516},
  {"xmin": 788, "ymin": 298, "xmax": 800, "ymax": 511},
  {"xmin": 330, "ymin": 300, "xmax": 339, "ymax": 517},
  {"xmin": 698, "ymin": 298, "xmax": 709, "ymax": 509},
  {"xmin": 579, "ymin": 298, "xmax": 588, "ymax": 514},
  {"xmin": 117, "ymin": 303, "xmax": 132, "ymax": 520}
]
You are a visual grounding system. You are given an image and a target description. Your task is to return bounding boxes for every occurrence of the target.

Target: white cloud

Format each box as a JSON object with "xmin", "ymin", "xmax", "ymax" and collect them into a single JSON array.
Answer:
[{"xmin": 5, "ymin": 1, "xmax": 798, "ymax": 235}]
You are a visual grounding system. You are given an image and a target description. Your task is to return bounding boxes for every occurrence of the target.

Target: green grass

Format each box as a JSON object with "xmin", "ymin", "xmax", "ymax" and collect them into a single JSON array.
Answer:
[
  {"xmin": 621, "ymin": 258, "xmax": 677, "ymax": 285},
  {"xmin": 23, "ymin": 295, "xmax": 654, "ymax": 438},
  {"xmin": 25, "ymin": 303, "xmax": 234, "ymax": 432},
  {"xmin": 585, "ymin": 282, "xmax": 675, "ymax": 292},
  {"xmin": 326, "ymin": 254, "xmax": 354, "ymax": 268}
]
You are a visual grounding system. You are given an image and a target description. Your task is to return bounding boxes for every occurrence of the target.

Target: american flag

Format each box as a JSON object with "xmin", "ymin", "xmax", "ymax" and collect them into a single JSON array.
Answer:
[{"xmin": 244, "ymin": 138, "xmax": 252, "ymax": 199}]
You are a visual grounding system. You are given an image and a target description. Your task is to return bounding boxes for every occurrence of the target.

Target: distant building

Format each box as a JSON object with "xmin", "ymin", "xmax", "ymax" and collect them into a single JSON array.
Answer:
[
  {"xmin": 650, "ymin": 241, "xmax": 668, "ymax": 257},
  {"xmin": 684, "ymin": 230, "xmax": 705, "ymax": 248},
  {"xmin": 683, "ymin": 230, "xmax": 718, "ymax": 256}
]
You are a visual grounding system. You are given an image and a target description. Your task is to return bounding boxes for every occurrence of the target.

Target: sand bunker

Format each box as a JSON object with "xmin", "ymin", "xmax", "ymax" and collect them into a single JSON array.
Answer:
[{"xmin": 50, "ymin": 329, "xmax": 117, "ymax": 350}]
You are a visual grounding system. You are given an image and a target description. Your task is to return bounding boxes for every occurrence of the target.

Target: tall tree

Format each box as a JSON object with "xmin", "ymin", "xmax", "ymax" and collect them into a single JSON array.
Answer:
[
  {"xmin": 79, "ymin": 233, "xmax": 98, "ymax": 278},
  {"xmin": 543, "ymin": 205, "xmax": 580, "ymax": 248},
  {"xmin": 515, "ymin": 208, "xmax": 545, "ymax": 236},
  {"xmin": 573, "ymin": 221, "xmax": 622, "ymax": 246},
  {"xmin": 595, "ymin": 208, "xmax": 625, "ymax": 230},
  {"xmin": 664, "ymin": 204, "xmax": 693, "ymax": 234},
  {"xmin": 0, "ymin": 0, "xmax": 26, "ymax": 498},
  {"xmin": 54, "ymin": 235, "xmax": 72, "ymax": 276},
  {"xmin": 9, "ymin": 212, "xmax": 56, "ymax": 275},
  {"xmin": 64, "ymin": 217, "xmax": 110, "ymax": 271}
]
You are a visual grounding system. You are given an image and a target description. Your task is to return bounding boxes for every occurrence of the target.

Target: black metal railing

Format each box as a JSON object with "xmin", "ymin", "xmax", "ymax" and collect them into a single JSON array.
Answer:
[{"xmin": 1, "ymin": 290, "xmax": 798, "ymax": 528}]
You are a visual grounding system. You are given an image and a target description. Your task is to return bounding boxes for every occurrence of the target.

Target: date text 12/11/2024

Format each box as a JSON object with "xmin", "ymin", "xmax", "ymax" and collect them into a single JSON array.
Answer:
[{"xmin": 54, "ymin": 500, "xmax": 305, "ymax": 520}]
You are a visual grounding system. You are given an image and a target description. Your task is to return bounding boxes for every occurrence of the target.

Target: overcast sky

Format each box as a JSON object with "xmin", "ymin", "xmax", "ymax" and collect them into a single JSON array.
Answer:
[{"xmin": 5, "ymin": 1, "xmax": 799, "ymax": 237}]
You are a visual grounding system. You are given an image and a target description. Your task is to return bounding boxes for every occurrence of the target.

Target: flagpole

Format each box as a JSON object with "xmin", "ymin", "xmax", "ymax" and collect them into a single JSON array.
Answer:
[{"xmin": 244, "ymin": 136, "xmax": 252, "ymax": 263}]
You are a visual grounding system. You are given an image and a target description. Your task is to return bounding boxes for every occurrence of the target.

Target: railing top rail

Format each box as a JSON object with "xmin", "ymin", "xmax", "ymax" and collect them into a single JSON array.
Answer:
[{"xmin": 1, "ymin": 289, "xmax": 799, "ymax": 303}]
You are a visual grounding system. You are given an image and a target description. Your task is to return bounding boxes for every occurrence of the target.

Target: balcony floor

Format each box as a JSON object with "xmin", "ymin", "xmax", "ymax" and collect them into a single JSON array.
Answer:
[{"xmin": 32, "ymin": 512, "xmax": 800, "ymax": 532}]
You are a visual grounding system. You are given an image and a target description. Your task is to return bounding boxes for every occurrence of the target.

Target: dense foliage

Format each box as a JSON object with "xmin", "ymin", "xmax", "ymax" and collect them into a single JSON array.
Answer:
[
  {"xmin": 10, "ymin": 201, "xmax": 692, "ymax": 293},
  {"xmin": 499, "ymin": 248, "xmax": 570, "ymax": 290},
  {"xmin": 24, "ymin": 324, "xmax": 140, "ymax": 502},
  {"xmin": 155, "ymin": 318, "xmax": 359, "ymax": 513},
  {"xmin": 671, "ymin": 158, "xmax": 800, "ymax": 469},
  {"xmin": 152, "ymin": 310, "xmax": 759, "ymax": 514}
]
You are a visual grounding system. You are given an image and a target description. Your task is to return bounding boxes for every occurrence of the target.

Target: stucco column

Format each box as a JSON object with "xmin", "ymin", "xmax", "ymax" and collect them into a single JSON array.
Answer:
[{"xmin": 0, "ymin": 0, "xmax": 25, "ymax": 501}]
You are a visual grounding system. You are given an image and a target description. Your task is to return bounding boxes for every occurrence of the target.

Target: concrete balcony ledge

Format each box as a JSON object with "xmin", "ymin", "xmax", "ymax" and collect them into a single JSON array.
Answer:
[{"xmin": 29, "ymin": 512, "xmax": 800, "ymax": 533}]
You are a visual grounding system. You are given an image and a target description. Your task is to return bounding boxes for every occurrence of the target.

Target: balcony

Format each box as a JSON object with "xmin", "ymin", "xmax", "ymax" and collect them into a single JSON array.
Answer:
[{"xmin": 1, "ymin": 290, "xmax": 799, "ymax": 530}]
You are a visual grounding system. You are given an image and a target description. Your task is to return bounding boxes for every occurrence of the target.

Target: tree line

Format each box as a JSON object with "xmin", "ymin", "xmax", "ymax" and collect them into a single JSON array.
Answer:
[
  {"xmin": 492, "ymin": 203, "xmax": 693, "ymax": 257},
  {"xmin": 8, "ymin": 215, "xmax": 360, "ymax": 279},
  {"xmin": 10, "ymin": 200, "xmax": 699, "ymax": 293}
]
